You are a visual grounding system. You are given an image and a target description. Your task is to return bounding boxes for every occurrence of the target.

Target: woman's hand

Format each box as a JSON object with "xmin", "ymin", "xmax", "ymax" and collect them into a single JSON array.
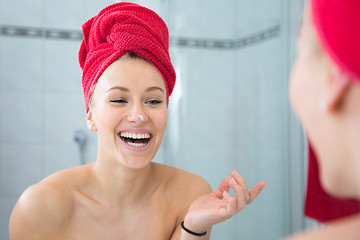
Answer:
[{"xmin": 183, "ymin": 170, "xmax": 266, "ymax": 234}]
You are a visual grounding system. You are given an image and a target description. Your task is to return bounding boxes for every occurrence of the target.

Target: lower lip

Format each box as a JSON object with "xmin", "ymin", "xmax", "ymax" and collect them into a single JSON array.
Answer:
[{"xmin": 118, "ymin": 135, "xmax": 152, "ymax": 152}]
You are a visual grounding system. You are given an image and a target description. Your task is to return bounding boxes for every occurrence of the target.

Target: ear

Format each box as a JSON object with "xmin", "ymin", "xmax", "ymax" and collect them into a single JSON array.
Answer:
[
  {"xmin": 86, "ymin": 111, "xmax": 97, "ymax": 131},
  {"xmin": 325, "ymin": 68, "xmax": 352, "ymax": 112}
]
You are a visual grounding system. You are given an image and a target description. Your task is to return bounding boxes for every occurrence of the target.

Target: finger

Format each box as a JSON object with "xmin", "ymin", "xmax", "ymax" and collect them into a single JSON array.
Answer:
[
  {"xmin": 213, "ymin": 176, "xmax": 231, "ymax": 198},
  {"xmin": 230, "ymin": 171, "xmax": 250, "ymax": 201},
  {"xmin": 229, "ymin": 177, "xmax": 247, "ymax": 211},
  {"xmin": 247, "ymin": 182, "xmax": 267, "ymax": 204},
  {"xmin": 222, "ymin": 190, "xmax": 236, "ymax": 216}
]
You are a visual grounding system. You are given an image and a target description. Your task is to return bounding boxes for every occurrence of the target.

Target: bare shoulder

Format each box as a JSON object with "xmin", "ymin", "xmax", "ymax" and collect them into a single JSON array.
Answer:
[
  {"xmin": 9, "ymin": 165, "xmax": 89, "ymax": 239},
  {"xmin": 286, "ymin": 215, "xmax": 360, "ymax": 240}
]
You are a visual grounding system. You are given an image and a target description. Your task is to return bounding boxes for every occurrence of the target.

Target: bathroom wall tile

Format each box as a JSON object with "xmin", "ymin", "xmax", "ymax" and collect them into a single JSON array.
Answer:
[
  {"xmin": 0, "ymin": 0, "xmax": 42, "ymax": 27},
  {"xmin": 0, "ymin": 91, "xmax": 43, "ymax": 144},
  {"xmin": 0, "ymin": 37, "xmax": 43, "ymax": 91},
  {"xmin": 43, "ymin": 39, "xmax": 83, "ymax": 92},
  {"xmin": 0, "ymin": 197, "xmax": 17, "ymax": 240},
  {"xmin": 235, "ymin": 147, "xmax": 287, "ymax": 239},
  {"xmin": 200, "ymin": 50, "xmax": 235, "ymax": 99},
  {"xmin": 167, "ymin": 0, "xmax": 204, "ymax": 38},
  {"xmin": 44, "ymin": 0, "xmax": 86, "ymax": 30},
  {"xmin": 122, "ymin": 0, "xmax": 165, "ymax": 19},
  {"xmin": 85, "ymin": 0, "xmax": 114, "ymax": 20},
  {"xmin": 44, "ymin": 144, "xmax": 81, "ymax": 176},
  {"xmin": 170, "ymin": 145, "xmax": 236, "ymax": 189},
  {"xmin": 174, "ymin": 96, "xmax": 235, "ymax": 148},
  {"xmin": 44, "ymin": 92, "xmax": 86, "ymax": 144},
  {"xmin": 236, "ymin": 0, "xmax": 282, "ymax": 37},
  {"xmin": 203, "ymin": 0, "xmax": 236, "ymax": 39},
  {"xmin": 83, "ymin": 143, "xmax": 98, "ymax": 163},
  {"xmin": 0, "ymin": 145, "xmax": 42, "ymax": 196}
]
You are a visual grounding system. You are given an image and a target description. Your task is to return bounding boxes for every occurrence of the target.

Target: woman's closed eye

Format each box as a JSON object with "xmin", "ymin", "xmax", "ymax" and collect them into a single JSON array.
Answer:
[{"xmin": 110, "ymin": 99, "xmax": 128, "ymax": 104}]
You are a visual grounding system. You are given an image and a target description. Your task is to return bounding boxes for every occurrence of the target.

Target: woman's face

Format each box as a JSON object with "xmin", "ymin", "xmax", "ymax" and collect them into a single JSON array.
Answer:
[{"xmin": 89, "ymin": 57, "xmax": 168, "ymax": 169}]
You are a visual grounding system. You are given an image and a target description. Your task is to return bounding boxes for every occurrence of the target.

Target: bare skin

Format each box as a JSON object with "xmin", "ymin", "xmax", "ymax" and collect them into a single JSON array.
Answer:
[
  {"xmin": 9, "ymin": 57, "xmax": 265, "ymax": 240},
  {"xmin": 10, "ymin": 162, "xmax": 212, "ymax": 240}
]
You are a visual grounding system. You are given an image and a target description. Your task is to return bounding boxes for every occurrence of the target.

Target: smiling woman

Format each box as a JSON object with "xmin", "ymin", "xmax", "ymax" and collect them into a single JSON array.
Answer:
[{"xmin": 8, "ymin": 2, "xmax": 265, "ymax": 240}]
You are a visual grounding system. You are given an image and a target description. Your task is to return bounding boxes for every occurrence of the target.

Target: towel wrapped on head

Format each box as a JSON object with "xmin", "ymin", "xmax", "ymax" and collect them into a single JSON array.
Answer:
[
  {"xmin": 79, "ymin": 2, "xmax": 176, "ymax": 112},
  {"xmin": 311, "ymin": 0, "xmax": 360, "ymax": 81}
]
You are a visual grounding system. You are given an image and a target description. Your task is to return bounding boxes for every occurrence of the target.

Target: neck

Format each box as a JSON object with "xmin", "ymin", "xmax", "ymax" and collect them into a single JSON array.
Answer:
[{"xmin": 89, "ymin": 154, "xmax": 158, "ymax": 207}]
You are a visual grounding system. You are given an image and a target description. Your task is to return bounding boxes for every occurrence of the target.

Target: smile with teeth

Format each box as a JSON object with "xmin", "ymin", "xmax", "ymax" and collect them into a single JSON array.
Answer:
[{"xmin": 119, "ymin": 132, "xmax": 151, "ymax": 147}]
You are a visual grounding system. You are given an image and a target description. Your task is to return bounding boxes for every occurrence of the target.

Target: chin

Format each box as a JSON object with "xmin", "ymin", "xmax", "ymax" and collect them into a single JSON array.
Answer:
[{"xmin": 319, "ymin": 165, "xmax": 355, "ymax": 199}]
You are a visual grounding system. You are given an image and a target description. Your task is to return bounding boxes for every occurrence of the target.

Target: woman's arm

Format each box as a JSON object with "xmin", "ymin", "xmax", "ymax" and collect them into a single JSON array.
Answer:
[{"xmin": 172, "ymin": 170, "xmax": 266, "ymax": 240}]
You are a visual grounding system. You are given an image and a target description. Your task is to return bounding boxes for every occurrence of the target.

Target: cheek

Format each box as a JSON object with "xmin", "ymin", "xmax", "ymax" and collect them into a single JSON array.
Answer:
[
  {"xmin": 289, "ymin": 60, "xmax": 305, "ymax": 119},
  {"xmin": 153, "ymin": 109, "xmax": 168, "ymax": 135}
]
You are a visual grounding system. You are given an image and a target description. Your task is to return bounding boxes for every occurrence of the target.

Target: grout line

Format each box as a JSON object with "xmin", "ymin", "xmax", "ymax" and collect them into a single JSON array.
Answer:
[{"xmin": 0, "ymin": 24, "xmax": 281, "ymax": 49}]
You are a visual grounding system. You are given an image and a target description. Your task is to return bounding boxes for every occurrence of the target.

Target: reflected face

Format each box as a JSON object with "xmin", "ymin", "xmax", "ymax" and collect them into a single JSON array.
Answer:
[
  {"xmin": 289, "ymin": 4, "xmax": 355, "ymax": 197},
  {"xmin": 89, "ymin": 57, "xmax": 168, "ymax": 169}
]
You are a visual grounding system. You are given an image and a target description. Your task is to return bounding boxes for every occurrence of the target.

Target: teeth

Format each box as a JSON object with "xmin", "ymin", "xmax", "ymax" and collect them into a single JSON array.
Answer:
[
  {"xmin": 120, "ymin": 132, "xmax": 150, "ymax": 139},
  {"xmin": 127, "ymin": 142, "xmax": 146, "ymax": 147}
]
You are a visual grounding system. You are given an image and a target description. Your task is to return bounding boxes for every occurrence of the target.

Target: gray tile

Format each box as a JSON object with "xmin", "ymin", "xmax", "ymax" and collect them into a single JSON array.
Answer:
[
  {"xmin": 44, "ymin": 0, "xmax": 86, "ymax": 30},
  {"xmin": 168, "ymin": 0, "xmax": 204, "ymax": 38},
  {"xmin": 0, "ymin": 197, "xmax": 17, "ymax": 240},
  {"xmin": 43, "ymin": 40, "xmax": 83, "ymax": 92},
  {"xmin": 0, "ymin": 37, "xmax": 43, "ymax": 91},
  {"xmin": 0, "ymin": 91, "xmax": 43, "ymax": 144},
  {"xmin": 44, "ymin": 92, "xmax": 87, "ymax": 144},
  {"xmin": 0, "ymin": 0, "xmax": 42, "ymax": 27},
  {"xmin": 0, "ymin": 145, "xmax": 43, "ymax": 196},
  {"xmin": 44, "ymin": 144, "xmax": 81, "ymax": 176},
  {"xmin": 203, "ymin": 0, "xmax": 236, "ymax": 39}
]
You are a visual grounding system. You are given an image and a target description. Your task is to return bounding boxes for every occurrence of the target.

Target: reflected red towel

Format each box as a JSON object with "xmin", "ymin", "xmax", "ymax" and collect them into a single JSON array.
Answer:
[
  {"xmin": 304, "ymin": 143, "xmax": 360, "ymax": 223},
  {"xmin": 79, "ymin": 2, "xmax": 176, "ymax": 112},
  {"xmin": 311, "ymin": 0, "xmax": 360, "ymax": 81}
]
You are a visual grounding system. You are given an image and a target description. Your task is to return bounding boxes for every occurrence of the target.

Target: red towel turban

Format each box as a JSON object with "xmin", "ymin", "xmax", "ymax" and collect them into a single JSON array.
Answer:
[
  {"xmin": 304, "ymin": 0, "xmax": 360, "ymax": 222},
  {"xmin": 311, "ymin": 0, "xmax": 360, "ymax": 81},
  {"xmin": 79, "ymin": 2, "xmax": 176, "ymax": 112}
]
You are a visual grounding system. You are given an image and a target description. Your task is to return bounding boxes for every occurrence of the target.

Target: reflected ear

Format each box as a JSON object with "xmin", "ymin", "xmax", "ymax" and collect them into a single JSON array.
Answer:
[{"xmin": 325, "ymin": 68, "xmax": 351, "ymax": 112}]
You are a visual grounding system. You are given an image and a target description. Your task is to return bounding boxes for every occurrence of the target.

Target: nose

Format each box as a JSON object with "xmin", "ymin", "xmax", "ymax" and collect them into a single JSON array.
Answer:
[{"xmin": 127, "ymin": 104, "xmax": 148, "ymax": 125}]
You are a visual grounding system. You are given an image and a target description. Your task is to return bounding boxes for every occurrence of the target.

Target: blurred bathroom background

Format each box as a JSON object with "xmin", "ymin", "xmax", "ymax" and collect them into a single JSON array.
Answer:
[{"xmin": 0, "ymin": 0, "xmax": 314, "ymax": 239}]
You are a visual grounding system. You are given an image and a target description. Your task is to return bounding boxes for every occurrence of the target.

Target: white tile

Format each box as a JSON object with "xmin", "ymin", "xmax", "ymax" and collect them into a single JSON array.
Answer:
[
  {"xmin": 200, "ymin": 50, "xmax": 236, "ymax": 99},
  {"xmin": 203, "ymin": 0, "xmax": 236, "ymax": 39},
  {"xmin": 44, "ymin": 0, "xmax": 86, "ymax": 30},
  {"xmin": 44, "ymin": 144, "xmax": 81, "ymax": 176},
  {"xmin": 167, "ymin": 0, "xmax": 204, "ymax": 38},
  {"xmin": 0, "ymin": 91, "xmax": 43, "ymax": 144},
  {"xmin": 85, "ymin": 0, "xmax": 113, "ymax": 20},
  {"xmin": 0, "ymin": 0, "xmax": 42, "ymax": 27},
  {"xmin": 0, "ymin": 37, "xmax": 43, "ymax": 91},
  {"xmin": 169, "ymin": 145, "xmax": 236, "ymax": 190},
  {"xmin": 0, "ymin": 145, "xmax": 43, "ymax": 196},
  {"xmin": 43, "ymin": 40, "xmax": 83, "ymax": 92},
  {"xmin": 44, "ymin": 92, "xmax": 87, "ymax": 144},
  {"xmin": 0, "ymin": 197, "xmax": 18, "ymax": 240}
]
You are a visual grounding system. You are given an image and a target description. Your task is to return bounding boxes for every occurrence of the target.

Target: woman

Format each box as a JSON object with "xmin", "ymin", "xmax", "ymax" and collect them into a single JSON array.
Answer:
[
  {"xmin": 9, "ymin": 3, "xmax": 265, "ymax": 239},
  {"xmin": 288, "ymin": 0, "xmax": 360, "ymax": 238}
]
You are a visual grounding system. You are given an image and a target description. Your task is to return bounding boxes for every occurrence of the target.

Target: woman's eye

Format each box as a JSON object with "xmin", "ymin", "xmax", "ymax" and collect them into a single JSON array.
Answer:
[
  {"xmin": 146, "ymin": 99, "xmax": 163, "ymax": 105},
  {"xmin": 110, "ymin": 99, "xmax": 128, "ymax": 104}
]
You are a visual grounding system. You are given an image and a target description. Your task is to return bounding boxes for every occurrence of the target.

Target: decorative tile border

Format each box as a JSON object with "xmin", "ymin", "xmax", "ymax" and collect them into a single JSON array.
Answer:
[
  {"xmin": 0, "ymin": 24, "xmax": 280, "ymax": 49},
  {"xmin": 170, "ymin": 25, "xmax": 280, "ymax": 49}
]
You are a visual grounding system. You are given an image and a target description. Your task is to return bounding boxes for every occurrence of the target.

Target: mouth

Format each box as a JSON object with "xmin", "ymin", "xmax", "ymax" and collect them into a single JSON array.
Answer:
[{"xmin": 118, "ymin": 131, "xmax": 152, "ymax": 148}]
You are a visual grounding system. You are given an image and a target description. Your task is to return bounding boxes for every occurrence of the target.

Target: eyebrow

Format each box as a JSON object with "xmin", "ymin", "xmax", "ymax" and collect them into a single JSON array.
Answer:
[
  {"xmin": 146, "ymin": 86, "xmax": 165, "ymax": 94},
  {"xmin": 106, "ymin": 86, "xmax": 165, "ymax": 94}
]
